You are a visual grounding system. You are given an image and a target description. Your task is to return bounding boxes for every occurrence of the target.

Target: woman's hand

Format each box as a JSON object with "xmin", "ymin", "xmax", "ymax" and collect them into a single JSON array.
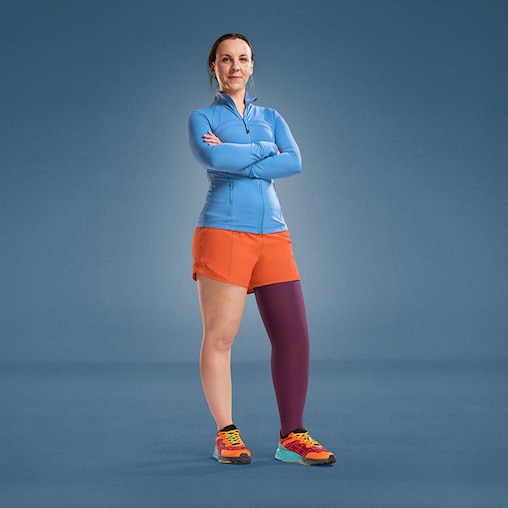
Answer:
[{"xmin": 202, "ymin": 130, "xmax": 222, "ymax": 146}]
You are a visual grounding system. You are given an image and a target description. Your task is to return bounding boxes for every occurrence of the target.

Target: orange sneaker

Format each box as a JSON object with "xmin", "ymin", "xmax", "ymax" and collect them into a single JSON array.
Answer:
[
  {"xmin": 275, "ymin": 428, "xmax": 336, "ymax": 466},
  {"xmin": 213, "ymin": 425, "xmax": 251, "ymax": 464}
]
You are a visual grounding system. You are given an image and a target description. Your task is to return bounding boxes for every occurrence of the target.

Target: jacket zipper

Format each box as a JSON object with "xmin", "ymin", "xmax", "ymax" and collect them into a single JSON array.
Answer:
[
  {"xmin": 227, "ymin": 180, "xmax": 234, "ymax": 221},
  {"xmin": 242, "ymin": 117, "xmax": 251, "ymax": 137},
  {"xmin": 225, "ymin": 98, "xmax": 251, "ymax": 137},
  {"xmin": 224, "ymin": 96, "xmax": 259, "ymax": 229}
]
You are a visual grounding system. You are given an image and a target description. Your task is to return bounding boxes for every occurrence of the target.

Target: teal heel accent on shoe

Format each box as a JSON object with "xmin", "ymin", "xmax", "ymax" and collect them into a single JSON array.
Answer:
[{"xmin": 275, "ymin": 443, "xmax": 305, "ymax": 464}]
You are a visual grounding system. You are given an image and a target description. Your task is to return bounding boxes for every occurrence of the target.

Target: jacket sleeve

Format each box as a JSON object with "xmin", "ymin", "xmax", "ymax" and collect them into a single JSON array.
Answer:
[
  {"xmin": 242, "ymin": 113, "xmax": 302, "ymax": 180},
  {"xmin": 188, "ymin": 110, "xmax": 278, "ymax": 173}
]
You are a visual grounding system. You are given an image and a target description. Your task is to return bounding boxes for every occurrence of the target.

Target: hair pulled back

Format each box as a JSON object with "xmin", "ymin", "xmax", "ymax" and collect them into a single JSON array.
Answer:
[{"xmin": 207, "ymin": 33, "xmax": 254, "ymax": 85}]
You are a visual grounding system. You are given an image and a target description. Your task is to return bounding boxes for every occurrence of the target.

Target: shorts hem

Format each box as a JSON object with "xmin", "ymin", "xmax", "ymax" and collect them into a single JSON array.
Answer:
[{"xmin": 193, "ymin": 266, "xmax": 249, "ymax": 291}]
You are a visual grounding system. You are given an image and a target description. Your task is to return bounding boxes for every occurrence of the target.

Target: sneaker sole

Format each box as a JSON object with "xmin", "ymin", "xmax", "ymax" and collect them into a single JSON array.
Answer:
[
  {"xmin": 213, "ymin": 446, "xmax": 251, "ymax": 464},
  {"xmin": 275, "ymin": 443, "xmax": 336, "ymax": 466}
]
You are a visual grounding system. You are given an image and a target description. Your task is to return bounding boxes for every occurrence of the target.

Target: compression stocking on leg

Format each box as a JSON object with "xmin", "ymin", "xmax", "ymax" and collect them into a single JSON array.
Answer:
[{"xmin": 254, "ymin": 281, "xmax": 310, "ymax": 437}]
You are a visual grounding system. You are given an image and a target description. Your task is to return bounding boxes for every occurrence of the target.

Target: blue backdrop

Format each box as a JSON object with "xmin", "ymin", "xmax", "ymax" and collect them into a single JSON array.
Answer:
[{"xmin": 1, "ymin": 0, "xmax": 507, "ymax": 363}]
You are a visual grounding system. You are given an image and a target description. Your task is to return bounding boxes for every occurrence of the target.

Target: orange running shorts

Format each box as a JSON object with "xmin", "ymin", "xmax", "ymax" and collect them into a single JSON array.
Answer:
[{"xmin": 192, "ymin": 227, "xmax": 300, "ymax": 293}]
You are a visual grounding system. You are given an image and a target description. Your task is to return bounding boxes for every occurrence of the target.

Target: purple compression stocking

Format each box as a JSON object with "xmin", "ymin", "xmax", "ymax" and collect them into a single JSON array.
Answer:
[{"xmin": 254, "ymin": 280, "xmax": 310, "ymax": 437}]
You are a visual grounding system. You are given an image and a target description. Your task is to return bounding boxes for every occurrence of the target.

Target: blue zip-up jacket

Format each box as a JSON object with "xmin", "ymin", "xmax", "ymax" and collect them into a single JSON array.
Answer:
[{"xmin": 188, "ymin": 92, "xmax": 302, "ymax": 234}]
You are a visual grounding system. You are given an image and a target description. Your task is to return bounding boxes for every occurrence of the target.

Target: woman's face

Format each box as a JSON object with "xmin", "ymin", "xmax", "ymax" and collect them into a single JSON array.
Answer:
[{"xmin": 210, "ymin": 38, "xmax": 254, "ymax": 96}]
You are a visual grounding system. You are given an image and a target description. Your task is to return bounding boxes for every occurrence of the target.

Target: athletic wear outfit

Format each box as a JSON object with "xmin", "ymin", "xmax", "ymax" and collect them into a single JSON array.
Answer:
[
  {"xmin": 188, "ymin": 92, "xmax": 335, "ymax": 465},
  {"xmin": 188, "ymin": 92, "xmax": 301, "ymax": 234}
]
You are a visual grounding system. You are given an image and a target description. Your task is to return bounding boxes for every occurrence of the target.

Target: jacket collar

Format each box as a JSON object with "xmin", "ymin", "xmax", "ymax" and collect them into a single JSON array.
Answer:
[{"xmin": 212, "ymin": 91, "xmax": 257, "ymax": 108}]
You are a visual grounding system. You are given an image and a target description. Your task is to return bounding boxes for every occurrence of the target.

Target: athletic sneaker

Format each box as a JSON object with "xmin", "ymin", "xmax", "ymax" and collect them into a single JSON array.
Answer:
[
  {"xmin": 275, "ymin": 428, "xmax": 336, "ymax": 466},
  {"xmin": 213, "ymin": 425, "xmax": 251, "ymax": 464}
]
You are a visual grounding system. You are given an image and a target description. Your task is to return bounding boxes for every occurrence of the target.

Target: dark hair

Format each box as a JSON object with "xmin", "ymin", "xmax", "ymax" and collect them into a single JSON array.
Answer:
[{"xmin": 208, "ymin": 33, "xmax": 254, "ymax": 85}]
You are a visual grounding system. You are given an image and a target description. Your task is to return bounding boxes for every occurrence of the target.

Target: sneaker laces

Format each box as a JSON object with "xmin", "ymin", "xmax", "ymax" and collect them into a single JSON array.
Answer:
[
  {"xmin": 222, "ymin": 429, "xmax": 243, "ymax": 446},
  {"xmin": 294, "ymin": 431, "xmax": 321, "ymax": 447}
]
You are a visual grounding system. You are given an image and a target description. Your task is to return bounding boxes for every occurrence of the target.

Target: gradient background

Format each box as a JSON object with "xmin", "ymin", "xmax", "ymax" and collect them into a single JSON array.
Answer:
[
  {"xmin": 2, "ymin": 0, "xmax": 507, "ymax": 363},
  {"xmin": 1, "ymin": 2, "xmax": 508, "ymax": 507}
]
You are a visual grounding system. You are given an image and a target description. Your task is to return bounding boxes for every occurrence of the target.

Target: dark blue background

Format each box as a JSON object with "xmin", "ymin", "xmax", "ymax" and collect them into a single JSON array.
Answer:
[
  {"xmin": 2, "ymin": 0, "xmax": 507, "ymax": 363},
  {"xmin": 1, "ymin": 2, "xmax": 507, "ymax": 507}
]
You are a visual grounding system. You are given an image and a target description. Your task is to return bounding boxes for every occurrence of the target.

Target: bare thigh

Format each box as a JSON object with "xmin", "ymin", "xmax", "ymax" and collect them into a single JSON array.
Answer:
[{"xmin": 196, "ymin": 273, "xmax": 247, "ymax": 346}]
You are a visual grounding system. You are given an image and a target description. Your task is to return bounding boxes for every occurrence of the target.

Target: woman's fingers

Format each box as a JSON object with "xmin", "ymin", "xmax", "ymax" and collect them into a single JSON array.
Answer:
[{"xmin": 202, "ymin": 130, "xmax": 222, "ymax": 145}]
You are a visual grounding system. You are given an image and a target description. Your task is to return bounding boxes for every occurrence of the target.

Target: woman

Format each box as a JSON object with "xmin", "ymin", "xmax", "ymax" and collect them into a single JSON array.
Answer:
[{"xmin": 188, "ymin": 33, "xmax": 335, "ymax": 466}]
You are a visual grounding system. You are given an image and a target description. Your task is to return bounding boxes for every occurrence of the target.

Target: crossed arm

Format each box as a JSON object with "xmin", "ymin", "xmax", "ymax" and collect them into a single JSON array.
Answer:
[{"xmin": 188, "ymin": 111, "xmax": 302, "ymax": 180}]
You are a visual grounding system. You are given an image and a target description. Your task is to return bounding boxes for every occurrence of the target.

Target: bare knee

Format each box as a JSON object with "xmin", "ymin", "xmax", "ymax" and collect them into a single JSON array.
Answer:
[
  {"xmin": 202, "ymin": 329, "xmax": 237, "ymax": 353},
  {"xmin": 197, "ymin": 275, "xmax": 247, "ymax": 355}
]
